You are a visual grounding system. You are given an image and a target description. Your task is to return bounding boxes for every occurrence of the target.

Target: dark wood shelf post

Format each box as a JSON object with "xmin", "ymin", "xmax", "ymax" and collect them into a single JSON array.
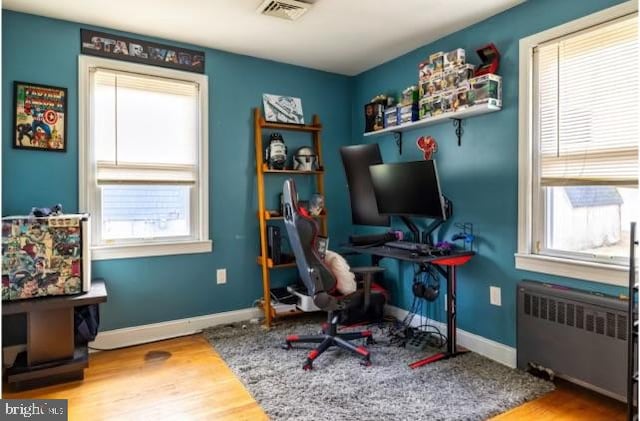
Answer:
[{"xmin": 3, "ymin": 279, "xmax": 108, "ymax": 391}]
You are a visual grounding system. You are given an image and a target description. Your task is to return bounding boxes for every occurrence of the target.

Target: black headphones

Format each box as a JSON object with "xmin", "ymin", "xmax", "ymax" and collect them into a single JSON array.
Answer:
[
  {"xmin": 412, "ymin": 281, "xmax": 439, "ymax": 301},
  {"xmin": 412, "ymin": 266, "xmax": 440, "ymax": 302}
]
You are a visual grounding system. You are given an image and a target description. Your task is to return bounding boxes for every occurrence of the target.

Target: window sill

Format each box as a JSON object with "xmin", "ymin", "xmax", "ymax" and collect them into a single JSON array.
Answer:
[
  {"xmin": 515, "ymin": 253, "xmax": 630, "ymax": 287},
  {"xmin": 92, "ymin": 240, "xmax": 212, "ymax": 261}
]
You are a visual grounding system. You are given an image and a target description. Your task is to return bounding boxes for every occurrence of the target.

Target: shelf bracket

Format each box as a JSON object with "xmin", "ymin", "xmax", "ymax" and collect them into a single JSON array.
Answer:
[
  {"xmin": 393, "ymin": 132, "xmax": 403, "ymax": 155},
  {"xmin": 452, "ymin": 118, "xmax": 463, "ymax": 147}
]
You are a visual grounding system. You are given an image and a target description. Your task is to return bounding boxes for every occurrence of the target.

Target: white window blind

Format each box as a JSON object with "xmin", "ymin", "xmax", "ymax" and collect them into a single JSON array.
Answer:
[
  {"xmin": 90, "ymin": 68, "xmax": 199, "ymax": 185},
  {"xmin": 535, "ymin": 14, "xmax": 638, "ymax": 186}
]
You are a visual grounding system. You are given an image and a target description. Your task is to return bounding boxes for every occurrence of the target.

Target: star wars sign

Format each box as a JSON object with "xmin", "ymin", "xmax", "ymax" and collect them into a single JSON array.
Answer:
[{"xmin": 81, "ymin": 29, "xmax": 204, "ymax": 74}]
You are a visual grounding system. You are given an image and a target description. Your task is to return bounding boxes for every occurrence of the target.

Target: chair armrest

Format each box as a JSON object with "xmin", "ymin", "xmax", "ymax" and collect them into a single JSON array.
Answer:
[{"xmin": 350, "ymin": 266, "xmax": 385, "ymax": 310}]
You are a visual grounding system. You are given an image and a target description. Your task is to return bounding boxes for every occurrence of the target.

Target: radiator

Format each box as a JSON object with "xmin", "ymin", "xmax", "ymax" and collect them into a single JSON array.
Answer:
[{"xmin": 517, "ymin": 280, "xmax": 630, "ymax": 401}]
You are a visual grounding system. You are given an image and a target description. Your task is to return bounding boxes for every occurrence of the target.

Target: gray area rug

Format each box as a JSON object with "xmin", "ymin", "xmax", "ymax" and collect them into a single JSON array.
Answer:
[{"xmin": 204, "ymin": 316, "xmax": 554, "ymax": 421}]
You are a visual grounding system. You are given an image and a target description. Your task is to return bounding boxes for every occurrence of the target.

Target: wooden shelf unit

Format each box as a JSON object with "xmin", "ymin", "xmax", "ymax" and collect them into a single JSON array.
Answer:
[
  {"xmin": 253, "ymin": 108, "xmax": 327, "ymax": 328},
  {"xmin": 257, "ymin": 300, "xmax": 305, "ymax": 320},
  {"xmin": 260, "ymin": 210, "xmax": 327, "ymax": 221},
  {"xmin": 256, "ymin": 256, "xmax": 297, "ymax": 269},
  {"xmin": 262, "ymin": 166, "xmax": 324, "ymax": 174}
]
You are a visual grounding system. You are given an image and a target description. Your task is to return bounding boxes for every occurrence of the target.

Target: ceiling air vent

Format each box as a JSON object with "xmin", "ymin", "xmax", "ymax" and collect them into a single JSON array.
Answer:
[{"xmin": 257, "ymin": 0, "xmax": 311, "ymax": 21}]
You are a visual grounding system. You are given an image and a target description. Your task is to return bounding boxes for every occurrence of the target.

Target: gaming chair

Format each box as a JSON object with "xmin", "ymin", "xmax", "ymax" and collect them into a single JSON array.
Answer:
[{"xmin": 282, "ymin": 179, "xmax": 385, "ymax": 370}]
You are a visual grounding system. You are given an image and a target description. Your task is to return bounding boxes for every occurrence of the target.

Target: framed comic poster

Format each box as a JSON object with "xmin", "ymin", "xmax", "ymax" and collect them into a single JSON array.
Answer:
[{"xmin": 13, "ymin": 81, "xmax": 67, "ymax": 152}]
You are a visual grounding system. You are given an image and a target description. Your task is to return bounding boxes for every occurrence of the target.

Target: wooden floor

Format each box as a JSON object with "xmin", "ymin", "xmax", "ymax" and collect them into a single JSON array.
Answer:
[
  {"xmin": 3, "ymin": 335, "xmax": 267, "ymax": 421},
  {"xmin": 491, "ymin": 379, "xmax": 626, "ymax": 421},
  {"xmin": 3, "ymin": 334, "xmax": 627, "ymax": 421}
]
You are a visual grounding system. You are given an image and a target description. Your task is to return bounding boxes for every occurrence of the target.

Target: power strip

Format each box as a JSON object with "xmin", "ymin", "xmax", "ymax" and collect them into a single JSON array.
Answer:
[{"xmin": 405, "ymin": 331, "xmax": 432, "ymax": 352}]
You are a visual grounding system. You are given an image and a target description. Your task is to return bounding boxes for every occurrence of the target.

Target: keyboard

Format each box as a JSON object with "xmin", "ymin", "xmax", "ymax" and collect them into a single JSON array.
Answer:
[{"xmin": 385, "ymin": 241, "xmax": 433, "ymax": 254}]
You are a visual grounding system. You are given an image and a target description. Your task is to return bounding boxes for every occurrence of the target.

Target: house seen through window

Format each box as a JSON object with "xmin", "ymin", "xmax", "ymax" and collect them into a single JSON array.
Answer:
[
  {"xmin": 533, "ymin": 14, "xmax": 638, "ymax": 265},
  {"xmin": 80, "ymin": 59, "xmax": 209, "ymax": 258}
]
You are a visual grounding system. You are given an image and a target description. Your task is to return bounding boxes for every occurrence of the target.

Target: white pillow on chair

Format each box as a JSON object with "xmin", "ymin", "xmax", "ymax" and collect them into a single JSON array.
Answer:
[{"xmin": 324, "ymin": 250, "xmax": 357, "ymax": 295}]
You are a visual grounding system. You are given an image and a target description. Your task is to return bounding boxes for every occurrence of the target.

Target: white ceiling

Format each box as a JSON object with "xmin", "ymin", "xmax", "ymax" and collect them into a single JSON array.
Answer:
[{"xmin": 3, "ymin": 0, "xmax": 524, "ymax": 75}]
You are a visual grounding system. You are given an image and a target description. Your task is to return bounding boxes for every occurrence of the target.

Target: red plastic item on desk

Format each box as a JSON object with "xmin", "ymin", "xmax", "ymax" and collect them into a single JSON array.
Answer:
[{"xmin": 474, "ymin": 43, "xmax": 500, "ymax": 76}]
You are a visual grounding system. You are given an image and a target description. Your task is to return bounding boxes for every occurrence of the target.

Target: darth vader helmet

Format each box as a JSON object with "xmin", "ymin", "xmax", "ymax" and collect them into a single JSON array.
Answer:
[
  {"xmin": 265, "ymin": 133, "xmax": 287, "ymax": 170},
  {"xmin": 293, "ymin": 147, "xmax": 318, "ymax": 171}
]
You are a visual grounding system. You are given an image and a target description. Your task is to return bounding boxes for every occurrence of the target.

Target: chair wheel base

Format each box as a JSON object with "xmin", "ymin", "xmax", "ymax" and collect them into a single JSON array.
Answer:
[
  {"xmin": 303, "ymin": 361, "xmax": 313, "ymax": 371},
  {"xmin": 366, "ymin": 336, "xmax": 375, "ymax": 345},
  {"xmin": 360, "ymin": 358, "xmax": 372, "ymax": 367},
  {"xmin": 282, "ymin": 342, "xmax": 292, "ymax": 350}
]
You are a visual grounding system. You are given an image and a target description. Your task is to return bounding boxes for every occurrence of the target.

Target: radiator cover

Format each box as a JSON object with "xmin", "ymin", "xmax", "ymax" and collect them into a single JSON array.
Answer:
[{"xmin": 517, "ymin": 280, "xmax": 629, "ymax": 401}]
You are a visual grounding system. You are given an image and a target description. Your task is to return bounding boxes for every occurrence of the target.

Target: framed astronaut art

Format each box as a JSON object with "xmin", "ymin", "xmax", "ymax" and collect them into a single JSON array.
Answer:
[{"xmin": 13, "ymin": 81, "xmax": 67, "ymax": 152}]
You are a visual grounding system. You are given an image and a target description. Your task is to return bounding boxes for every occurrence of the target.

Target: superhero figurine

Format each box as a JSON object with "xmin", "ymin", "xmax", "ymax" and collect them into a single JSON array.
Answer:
[{"xmin": 417, "ymin": 136, "xmax": 438, "ymax": 160}]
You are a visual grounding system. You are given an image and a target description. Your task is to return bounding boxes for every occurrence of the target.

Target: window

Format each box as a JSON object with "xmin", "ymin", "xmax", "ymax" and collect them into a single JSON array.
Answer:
[
  {"xmin": 79, "ymin": 56, "xmax": 210, "ymax": 260},
  {"xmin": 517, "ymin": 3, "xmax": 638, "ymax": 285}
]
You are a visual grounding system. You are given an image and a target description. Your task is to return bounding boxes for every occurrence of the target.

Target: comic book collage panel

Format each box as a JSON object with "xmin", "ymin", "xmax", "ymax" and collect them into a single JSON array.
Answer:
[{"xmin": 2, "ymin": 217, "xmax": 82, "ymax": 301}]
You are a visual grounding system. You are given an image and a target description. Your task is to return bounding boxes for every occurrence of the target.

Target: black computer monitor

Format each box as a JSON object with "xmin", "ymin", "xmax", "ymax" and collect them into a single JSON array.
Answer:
[
  {"xmin": 340, "ymin": 144, "xmax": 390, "ymax": 227},
  {"xmin": 369, "ymin": 160, "xmax": 447, "ymax": 220}
]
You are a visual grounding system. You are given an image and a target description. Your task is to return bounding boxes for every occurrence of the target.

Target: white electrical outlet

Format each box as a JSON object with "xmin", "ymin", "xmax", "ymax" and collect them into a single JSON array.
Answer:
[
  {"xmin": 490, "ymin": 286, "xmax": 501, "ymax": 306},
  {"xmin": 216, "ymin": 269, "xmax": 227, "ymax": 284}
]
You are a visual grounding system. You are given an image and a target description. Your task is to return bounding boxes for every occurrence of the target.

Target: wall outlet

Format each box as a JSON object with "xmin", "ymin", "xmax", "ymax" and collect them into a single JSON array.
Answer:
[
  {"xmin": 216, "ymin": 269, "xmax": 227, "ymax": 284},
  {"xmin": 490, "ymin": 286, "xmax": 501, "ymax": 306}
]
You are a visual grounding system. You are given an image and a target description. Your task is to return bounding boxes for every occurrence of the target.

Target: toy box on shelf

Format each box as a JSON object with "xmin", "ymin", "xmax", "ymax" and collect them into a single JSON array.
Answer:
[
  {"xmin": 414, "ymin": 42, "xmax": 501, "ymax": 121},
  {"xmin": 419, "ymin": 94, "xmax": 445, "ymax": 120},
  {"xmin": 398, "ymin": 103, "xmax": 419, "ymax": 124},
  {"xmin": 419, "ymin": 48, "xmax": 467, "ymax": 80},
  {"xmin": 381, "ymin": 44, "xmax": 501, "ymax": 127},
  {"xmin": 418, "ymin": 96, "xmax": 430, "ymax": 120},
  {"xmin": 384, "ymin": 106, "xmax": 398, "ymax": 128},
  {"xmin": 444, "ymin": 48, "xmax": 466, "ymax": 68},
  {"xmin": 441, "ymin": 91, "xmax": 455, "ymax": 113},
  {"xmin": 418, "ymin": 61, "xmax": 436, "ymax": 82},
  {"xmin": 400, "ymin": 86, "xmax": 419, "ymax": 106},
  {"xmin": 397, "ymin": 85, "xmax": 419, "ymax": 125},
  {"xmin": 468, "ymin": 74, "xmax": 502, "ymax": 107},
  {"xmin": 453, "ymin": 84, "xmax": 470, "ymax": 111},
  {"xmin": 364, "ymin": 98, "xmax": 386, "ymax": 132},
  {"xmin": 448, "ymin": 64, "xmax": 475, "ymax": 87},
  {"xmin": 2, "ymin": 214, "xmax": 91, "ymax": 301},
  {"xmin": 417, "ymin": 47, "xmax": 478, "ymax": 113},
  {"xmin": 474, "ymin": 43, "xmax": 500, "ymax": 76},
  {"xmin": 428, "ymin": 51, "xmax": 445, "ymax": 73},
  {"xmin": 419, "ymin": 75, "xmax": 446, "ymax": 97}
]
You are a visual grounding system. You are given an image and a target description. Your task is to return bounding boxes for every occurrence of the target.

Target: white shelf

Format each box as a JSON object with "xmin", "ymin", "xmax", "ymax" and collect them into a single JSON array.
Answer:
[{"xmin": 363, "ymin": 103, "xmax": 501, "ymax": 138}]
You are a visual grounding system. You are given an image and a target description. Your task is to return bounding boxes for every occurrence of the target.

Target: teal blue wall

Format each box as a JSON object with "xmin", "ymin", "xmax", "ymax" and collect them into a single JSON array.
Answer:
[
  {"xmin": 3, "ymin": 0, "xmax": 630, "ymax": 348},
  {"xmin": 351, "ymin": 0, "xmax": 628, "ymax": 347},
  {"xmin": 2, "ymin": 10, "xmax": 353, "ymax": 332}
]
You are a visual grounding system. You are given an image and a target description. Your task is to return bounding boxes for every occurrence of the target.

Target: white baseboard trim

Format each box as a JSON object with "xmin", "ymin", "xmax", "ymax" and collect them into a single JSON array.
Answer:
[
  {"xmin": 5, "ymin": 306, "xmax": 515, "ymax": 368},
  {"xmin": 90, "ymin": 307, "xmax": 261, "ymax": 351},
  {"xmin": 385, "ymin": 305, "xmax": 517, "ymax": 368}
]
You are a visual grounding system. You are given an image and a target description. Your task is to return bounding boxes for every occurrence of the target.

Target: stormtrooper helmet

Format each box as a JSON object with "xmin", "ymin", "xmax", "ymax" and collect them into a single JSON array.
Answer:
[{"xmin": 293, "ymin": 147, "xmax": 318, "ymax": 171}]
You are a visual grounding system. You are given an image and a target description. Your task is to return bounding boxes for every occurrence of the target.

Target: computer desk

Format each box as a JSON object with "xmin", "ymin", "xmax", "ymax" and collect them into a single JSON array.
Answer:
[{"xmin": 342, "ymin": 243, "xmax": 474, "ymax": 368}]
